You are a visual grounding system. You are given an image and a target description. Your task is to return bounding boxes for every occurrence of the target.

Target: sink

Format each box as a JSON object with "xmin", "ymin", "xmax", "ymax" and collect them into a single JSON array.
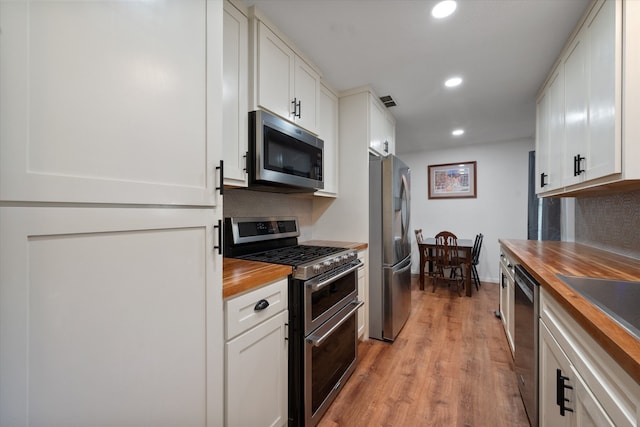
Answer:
[{"xmin": 557, "ymin": 274, "xmax": 640, "ymax": 340}]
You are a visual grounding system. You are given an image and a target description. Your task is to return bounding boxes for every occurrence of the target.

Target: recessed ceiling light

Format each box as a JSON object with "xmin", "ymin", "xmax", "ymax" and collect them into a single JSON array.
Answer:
[
  {"xmin": 452, "ymin": 129, "xmax": 464, "ymax": 136},
  {"xmin": 432, "ymin": 0, "xmax": 457, "ymax": 19},
  {"xmin": 445, "ymin": 76, "xmax": 463, "ymax": 88}
]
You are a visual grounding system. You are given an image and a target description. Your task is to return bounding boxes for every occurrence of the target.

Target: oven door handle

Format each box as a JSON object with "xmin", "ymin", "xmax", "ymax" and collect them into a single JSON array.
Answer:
[
  {"xmin": 307, "ymin": 261, "xmax": 361, "ymax": 292},
  {"xmin": 306, "ymin": 300, "xmax": 364, "ymax": 347}
]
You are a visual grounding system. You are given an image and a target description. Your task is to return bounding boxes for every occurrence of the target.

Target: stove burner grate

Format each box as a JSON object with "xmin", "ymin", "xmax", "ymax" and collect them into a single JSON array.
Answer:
[{"xmin": 238, "ymin": 245, "xmax": 346, "ymax": 266}]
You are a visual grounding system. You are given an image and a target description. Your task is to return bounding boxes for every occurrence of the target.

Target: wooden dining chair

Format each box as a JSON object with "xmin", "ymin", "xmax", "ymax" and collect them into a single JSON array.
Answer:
[
  {"xmin": 470, "ymin": 233, "xmax": 484, "ymax": 290},
  {"xmin": 433, "ymin": 231, "xmax": 464, "ymax": 296},
  {"xmin": 415, "ymin": 229, "xmax": 436, "ymax": 288}
]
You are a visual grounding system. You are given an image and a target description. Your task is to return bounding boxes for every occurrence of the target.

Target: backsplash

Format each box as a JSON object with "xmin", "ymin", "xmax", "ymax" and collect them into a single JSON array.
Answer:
[
  {"xmin": 575, "ymin": 189, "xmax": 640, "ymax": 259},
  {"xmin": 223, "ymin": 189, "xmax": 314, "ymax": 241}
]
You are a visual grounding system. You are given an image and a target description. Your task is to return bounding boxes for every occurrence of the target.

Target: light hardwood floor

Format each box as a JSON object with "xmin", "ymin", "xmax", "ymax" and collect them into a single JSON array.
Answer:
[{"xmin": 318, "ymin": 277, "xmax": 530, "ymax": 427}]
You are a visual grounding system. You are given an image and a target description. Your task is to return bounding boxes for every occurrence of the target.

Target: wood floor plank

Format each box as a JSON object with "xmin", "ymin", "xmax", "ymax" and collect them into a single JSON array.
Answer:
[{"xmin": 317, "ymin": 277, "xmax": 530, "ymax": 427}]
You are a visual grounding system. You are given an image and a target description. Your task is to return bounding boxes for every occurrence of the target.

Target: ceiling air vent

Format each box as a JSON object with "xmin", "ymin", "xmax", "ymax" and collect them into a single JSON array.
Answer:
[{"xmin": 379, "ymin": 95, "xmax": 396, "ymax": 108}]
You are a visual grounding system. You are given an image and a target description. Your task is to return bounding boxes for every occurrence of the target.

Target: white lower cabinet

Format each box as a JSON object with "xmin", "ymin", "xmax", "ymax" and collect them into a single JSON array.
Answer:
[
  {"xmin": 539, "ymin": 288, "xmax": 640, "ymax": 427},
  {"xmin": 225, "ymin": 278, "xmax": 288, "ymax": 427},
  {"xmin": 499, "ymin": 250, "xmax": 515, "ymax": 355},
  {"xmin": 0, "ymin": 206, "xmax": 223, "ymax": 426},
  {"xmin": 540, "ymin": 321, "xmax": 615, "ymax": 427}
]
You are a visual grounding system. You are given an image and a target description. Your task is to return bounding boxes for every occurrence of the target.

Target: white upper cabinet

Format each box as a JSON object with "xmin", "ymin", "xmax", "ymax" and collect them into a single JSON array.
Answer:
[
  {"xmin": 0, "ymin": 1, "xmax": 222, "ymax": 206},
  {"xmin": 548, "ymin": 66, "xmax": 565, "ymax": 191},
  {"xmin": 368, "ymin": 93, "xmax": 396, "ymax": 156},
  {"xmin": 370, "ymin": 97, "xmax": 387, "ymax": 155},
  {"xmin": 315, "ymin": 82, "xmax": 339, "ymax": 197},
  {"xmin": 563, "ymin": 0, "xmax": 619, "ymax": 187},
  {"xmin": 562, "ymin": 28, "xmax": 589, "ymax": 187},
  {"xmin": 536, "ymin": 88, "xmax": 553, "ymax": 192},
  {"xmin": 293, "ymin": 56, "xmax": 321, "ymax": 133},
  {"xmin": 585, "ymin": 0, "xmax": 620, "ymax": 180},
  {"xmin": 536, "ymin": 0, "xmax": 640, "ymax": 196},
  {"xmin": 256, "ymin": 22, "xmax": 295, "ymax": 123},
  {"xmin": 384, "ymin": 110, "xmax": 397, "ymax": 155},
  {"xmin": 251, "ymin": 14, "xmax": 321, "ymax": 134},
  {"xmin": 223, "ymin": 0, "xmax": 249, "ymax": 187}
]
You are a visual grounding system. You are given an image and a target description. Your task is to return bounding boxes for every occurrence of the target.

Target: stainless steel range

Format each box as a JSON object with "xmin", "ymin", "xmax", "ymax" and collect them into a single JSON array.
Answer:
[{"xmin": 224, "ymin": 217, "xmax": 363, "ymax": 427}]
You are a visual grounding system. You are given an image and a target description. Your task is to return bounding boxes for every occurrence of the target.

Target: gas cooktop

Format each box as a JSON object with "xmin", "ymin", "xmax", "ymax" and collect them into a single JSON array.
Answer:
[
  {"xmin": 238, "ymin": 245, "xmax": 345, "ymax": 265},
  {"xmin": 225, "ymin": 217, "xmax": 358, "ymax": 280}
]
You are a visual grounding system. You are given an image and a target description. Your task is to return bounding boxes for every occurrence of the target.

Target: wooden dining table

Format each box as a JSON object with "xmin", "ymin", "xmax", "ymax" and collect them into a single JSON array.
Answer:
[{"xmin": 417, "ymin": 237, "xmax": 474, "ymax": 297}]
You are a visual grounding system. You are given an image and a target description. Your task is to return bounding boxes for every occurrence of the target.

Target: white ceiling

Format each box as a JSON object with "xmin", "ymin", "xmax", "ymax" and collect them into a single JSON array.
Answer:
[{"xmin": 242, "ymin": 0, "xmax": 591, "ymax": 154}]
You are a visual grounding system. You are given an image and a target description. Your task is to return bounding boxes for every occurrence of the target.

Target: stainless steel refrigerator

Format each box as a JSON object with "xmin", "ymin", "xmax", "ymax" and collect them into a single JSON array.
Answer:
[{"xmin": 369, "ymin": 154, "xmax": 412, "ymax": 341}]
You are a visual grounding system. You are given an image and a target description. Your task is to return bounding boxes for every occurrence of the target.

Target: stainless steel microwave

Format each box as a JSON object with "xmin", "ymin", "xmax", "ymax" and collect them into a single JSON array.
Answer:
[{"xmin": 249, "ymin": 110, "xmax": 324, "ymax": 192}]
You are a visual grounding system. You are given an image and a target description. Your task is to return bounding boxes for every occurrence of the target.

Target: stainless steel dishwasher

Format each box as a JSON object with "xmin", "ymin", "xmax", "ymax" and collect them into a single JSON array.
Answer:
[{"xmin": 514, "ymin": 265, "xmax": 540, "ymax": 427}]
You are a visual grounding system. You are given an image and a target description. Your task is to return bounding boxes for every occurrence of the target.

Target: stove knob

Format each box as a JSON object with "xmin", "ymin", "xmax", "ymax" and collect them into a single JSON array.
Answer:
[
  {"xmin": 323, "ymin": 260, "xmax": 333, "ymax": 269},
  {"xmin": 342, "ymin": 255, "xmax": 349, "ymax": 262},
  {"xmin": 313, "ymin": 264, "xmax": 322, "ymax": 273}
]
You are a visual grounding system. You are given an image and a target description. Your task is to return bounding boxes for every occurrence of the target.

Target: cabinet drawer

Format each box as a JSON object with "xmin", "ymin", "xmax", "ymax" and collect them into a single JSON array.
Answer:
[{"xmin": 225, "ymin": 278, "xmax": 288, "ymax": 340}]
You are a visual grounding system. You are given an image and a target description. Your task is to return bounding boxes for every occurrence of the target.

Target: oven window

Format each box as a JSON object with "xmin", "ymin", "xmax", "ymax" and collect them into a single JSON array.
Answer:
[
  {"xmin": 264, "ymin": 126, "xmax": 322, "ymax": 180},
  {"xmin": 311, "ymin": 314, "xmax": 356, "ymax": 414},
  {"xmin": 311, "ymin": 272, "xmax": 356, "ymax": 322}
]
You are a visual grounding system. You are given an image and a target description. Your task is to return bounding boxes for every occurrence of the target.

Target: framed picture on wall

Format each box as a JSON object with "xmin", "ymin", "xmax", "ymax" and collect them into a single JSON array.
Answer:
[{"xmin": 428, "ymin": 161, "xmax": 477, "ymax": 199}]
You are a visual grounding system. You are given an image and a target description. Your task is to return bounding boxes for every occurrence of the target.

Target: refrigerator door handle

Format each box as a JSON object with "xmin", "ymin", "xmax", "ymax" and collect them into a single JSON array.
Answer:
[{"xmin": 401, "ymin": 174, "xmax": 411, "ymax": 243}]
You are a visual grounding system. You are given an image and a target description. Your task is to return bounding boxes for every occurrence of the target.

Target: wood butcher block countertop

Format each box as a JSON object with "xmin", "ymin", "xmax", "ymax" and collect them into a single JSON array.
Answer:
[
  {"xmin": 223, "ymin": 258, "xmax": 292, "ymax": 299},
  {"xmin": 500, "ymin": 239, "xmax": 640, "ymax": 384},
  {"xmin": 223, "ymin": 240, "xmax": 368, "ymax": 299}
]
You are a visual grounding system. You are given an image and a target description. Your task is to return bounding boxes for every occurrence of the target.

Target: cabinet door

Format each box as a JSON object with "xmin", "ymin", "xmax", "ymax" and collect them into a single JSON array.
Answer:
[
  {"xmin": 257, "ymin": 22, "xmax": 294, "ymax": 122},
  {"xmin": 0, "ymin": 1, "xmax": 222, "ymax": 206},
  {"xmin": 0, "ymin": 206, "xmax": 223, "ymax": 426},
  {"xmin": 563, "ymin": 30, "xmax": 589, "ymax": 187},
  {"xmin": 536, "ymin": 90, "xmax": 551, "ymax": 193},
  {"xmin": 316, "ymin": 83, "xmax": 339, "ymax": 196},
  {"xmin": 223, "ymin": 1, "xmax": 249, "ymax": 187},
  {"xmin": 572, "ymin": 366, "xmax": 616, "ymax": 427},
  {"xmin": 499, "ymin": 266, "xmax": 511, "ymax": 353},
  {"xmin": 226, "ymin": 310, "xmax": 288, "ymax": 427},
  {"xmin": 540, "ymin": 321, "xmax": 573, "ymax": 427},
  {"xmin": 384, "ymin": 112, "xmax": 396, "ymax": 155},
  {"xmin": 540, "ymin": 321, "xmax": 617, "ymax": 427},
  {"xmin": 294, "ymin": 57, "xmax": 320, "ymax": 134},
  {"xmin": 586, "ymin": 0, "xmax": 620, "ymax": 179},
  {"xmin": 547, "ymin": 67, "xmax": 565, "ymax": 191},
  {"xmin": 369, "ymin": 95, "xmax": 386, "ymax": 155}
]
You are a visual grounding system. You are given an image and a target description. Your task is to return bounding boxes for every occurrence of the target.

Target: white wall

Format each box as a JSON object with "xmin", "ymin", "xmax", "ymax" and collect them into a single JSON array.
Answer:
[
  {"xmin": 399, "ymin": 138, "xmax": 533, "ymax": 283},
  {"xmin": 312, "ymin": 91, "xmax": 370, "ymax": 243}
]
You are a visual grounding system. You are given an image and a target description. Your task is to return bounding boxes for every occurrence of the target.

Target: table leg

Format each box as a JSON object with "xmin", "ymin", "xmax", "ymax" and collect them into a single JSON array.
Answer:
[
  {"xmin": 419, "ymin": 249, "xmax": 425, "ymax": 290},
  {"xmin": 465, "ymin": 248, "xmax": 472, "ymax": 297}
]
